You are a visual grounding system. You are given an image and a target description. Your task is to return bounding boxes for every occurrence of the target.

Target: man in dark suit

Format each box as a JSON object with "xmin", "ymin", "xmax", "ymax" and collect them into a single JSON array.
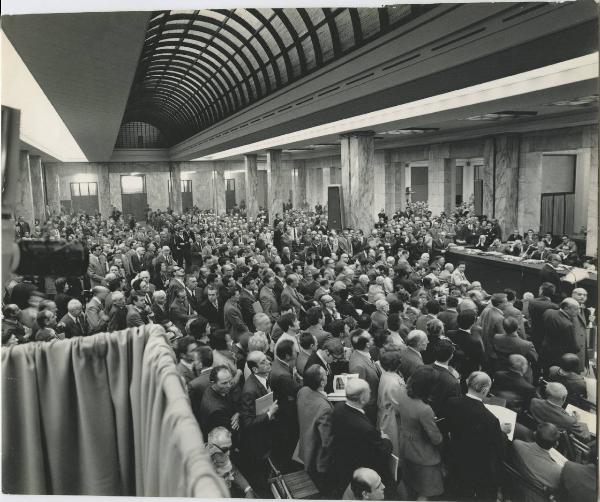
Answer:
[
  {"xmin": 184, "ymin": 275, "xmax": 202, "ymax": 314},
  {"xmin": 170, "ymin": 288, "xmax": 196, "ymax": 333},
  {"xmin": 528, "ymin": 282, "xmax": 559, "ymax": 351},
  {"xmin": 331, "ymin": 378, "xmax": 393, "ymax": 498},
  {"xmin": 477, "ymin": 293, "xmax": 507, "ymax": 370},
  {"xmin": 447, "ymin": 310, "xmax": 484, "ymax": 383},
  {"xmin": 539, "ymin": 254, "xmax": 563, "ymax": 296},
  {"xmin": 107, "ymin": 292, "xmax": 128, "ymax": 331},
  {"xmin": 491, "ymin": 355, "xmax": 537, "ymax": 411},
  {"xmin": 198, "ymin": 286, "xmax": 224, "ymax": 329},
  {"xmin": 427, "ymin": 339, "xmax": 461, "ymax": 417},
  {"xmin": 58, "ymin": 299, "xmax": 89, "ymax": 338},
  {"xmin": 349, "ymin": 330, "xmax": 381, "ymax": 424},
  {"xmin": 175, "ymin": 336, "xmax": 200, "ymax": 385},
  {"xmin": 270, "ymin": 340, "xmax": 302, "ymax": 470},
  {"xmin": 239, "ymin": 275, "xmax": 258, "ymax": 332},
  {"xmin": 304, "ymin": 338, "xmax": 345, "ymax": 394},
  {"xmin": 437, "ymin": 296, "xmax": 459, "ymax": 332},
  {"xmin": 130, "ymin": 246, "xmax": 145, "ymax": 275},
  {"xmin": 188, "ymin": 346, "xmax": 214, "ymax": 422},
  {"xmin": 443, "ymin": 372, "xmax": 510, "ymax": 501},
  {"xmin": 199, "ymin": 366, "xmax": 238, "ymax": 438},
  {"xmin": 297, "ymin": 365, "xmax": 334, "ymax": 495},
  {"xmin": 224, "ymin": 287, "xmax": 250, "ymax": 342},
  {"xmin": 126, "ymin": 294, "xmax": 152, "ymax": 327},
  {"xmin": 541, "ymin": 299, "xmax": 580, "ymax": 375},
  {"xmin": 239, "ymin": 351, "xmax": 279, "ymax": 496}
]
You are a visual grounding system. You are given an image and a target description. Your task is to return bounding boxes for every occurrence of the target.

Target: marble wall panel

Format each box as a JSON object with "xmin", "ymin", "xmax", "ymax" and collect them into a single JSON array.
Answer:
[
  {"xmin": 295, "ymin": 161, "xmax": 307, "ymax": 209},
  {"xmin": 586, "ymin": 131, "xmax": 598, "ymax": 256},
  {"xmin": 97, "ymin": 163, "xmax": 111, "ymax": 218},
  {"xmin": 385, "ymin": 163, "xmax": 396, "ymax": 215},
  {"xmin": 44, "ymin": 163, "xmax": 61, "ymax": 215},
  {"xmin": 17, "ymin": 151, "xmax": 35, "ymax": 225},
  {"xmin": 245, "ymin": 155, "xmax": 259, "ymax": 219},
  {"xmin": 482, "ymin": 138, "xmax": 495, "ymax": 218},
  {"xmin": 29, "ymin": 155, "xmax": 46, "ymax": 221},
  {"xmin": 213, "ymin": 162, "xmax": 227, "ymax": 215},
  {"xmin": 169, "ymin": 162, "xmax": 183, "ymax": 214},
  {"xmin": 267, "ymin": 150, "xmax": 283, "ymax": 218},
  {"xmin": 493, "ymin": 135, "xmax": 520, "ymax": 239},
  {"xmin": 394, "ymin": 163, "xmax": 406, "ymax": 211}
]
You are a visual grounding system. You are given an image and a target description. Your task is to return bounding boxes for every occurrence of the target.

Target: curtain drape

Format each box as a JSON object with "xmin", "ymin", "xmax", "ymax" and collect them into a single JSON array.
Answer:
[{"xmin": 2, "ymin": 325, "xmax": 229, "ymax": 497}]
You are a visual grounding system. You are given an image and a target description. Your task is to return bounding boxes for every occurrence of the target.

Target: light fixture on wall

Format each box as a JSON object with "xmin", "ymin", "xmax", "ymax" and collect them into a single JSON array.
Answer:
[
  {"xmin": 181, "ymin": 170, "xmax": 197, "ymax": 174},
  {"xmin": 378, "ymin": 127, "xmax": 440, "ymax": 135},
  {"xmin": 546, "ymin": 94, "xmax": 598, "ymax": 107}
]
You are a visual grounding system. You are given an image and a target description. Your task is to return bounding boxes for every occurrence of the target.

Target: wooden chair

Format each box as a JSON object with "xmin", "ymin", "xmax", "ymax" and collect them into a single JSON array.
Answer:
[
  {"xmin": 267, "ymin": 457, "xmax": 320, "ymax": 499},
  {"xmin": 499, "ymin": 462, "xmax": 556, "ymax": 502},
  {"xmin": 562, "ymin": 432, "xmax": 592, "ymax": 463}
]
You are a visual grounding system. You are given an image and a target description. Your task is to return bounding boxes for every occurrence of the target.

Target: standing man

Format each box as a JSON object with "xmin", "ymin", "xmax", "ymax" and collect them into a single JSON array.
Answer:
[
  {"xmin": 541, "ymin": 298, "xmax": 581, "ymax": 376},
  {"xmin": 297, "ymin": 364, "xmax": 334, "ymax": 495},
  {"xmin": 348, "ymin": 330, "xmax": 381, "ymax": 424},
  {"xmin": 85, "ymin": 286, "xmax": 110, "ymax": 334}
]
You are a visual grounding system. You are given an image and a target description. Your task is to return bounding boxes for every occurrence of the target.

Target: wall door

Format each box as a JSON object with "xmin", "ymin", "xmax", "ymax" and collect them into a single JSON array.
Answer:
[
  {"xmin": 541, "ymin": 193, "xmax": 575, "ymax": 236},
  {"xmin": 225, "ymin": 178, "xmax": 236, "ymax": 212},
  {"xmin": 181, "ymin": 180, "xmax": 193, "ymax": 211},
  {"xmin": 70, "ymin": 182, "xmax": 99, "ymax": 214},
  {"xmin": 410, "ymin": 166, "xmax": 428, "ymax": 202},
  {"xmin": 121, "ymin": 175, "xmax": 147, "ymax": 222}
]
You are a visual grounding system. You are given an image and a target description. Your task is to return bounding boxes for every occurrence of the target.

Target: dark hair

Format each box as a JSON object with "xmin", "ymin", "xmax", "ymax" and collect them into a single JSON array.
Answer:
[
  {"xmin": 407, "ymin": 366, "xmax": 438, "ymax": 401},
  {"xmin": 445, "ymin": 296, "xmax": 459, "ymax": 309},
  {"xmin": 350, "ymin": 329, "xmax": 370, "ymax": 351},
  {"xmin": 299, "ymin": 332, "xmax": 316, "ymax": 350},
  {"xmin": 388, "ymin": 300, "xmax": 404, "ymax": 314},
  {"xmin": 540, "ymin": 282, "xmax": 556, "ymax": 297},
  {"xmin": 188, "ymin": 317, "xmax": 209, "ymax": 339},
  {"xmin": 535, "ymin": 423, "xmax": 560, "ymax": 450},
  {"xmin": 55, "ymin": 277, "xmax": 68, "ymax": 293},
  {"xmin": 503, "ymin": 288, "xmax": 517, "ymax": 302},
  {"xmin": 559, "ymin": 353, "xmax": 581, "ymax": 373},
  {"xmin": 388, "ymin": 312, "xmax": 402, "ymax": 332},
  {"xmin": 176, "ymin": 336, "xmax": 197, "ymax": 359},
  {"xmin": 130, "ymin": 293, "xmax": 142, "ymax": 304},
  {"xmin": 198, "ymin": 346, "xmax": 213, "ymax": 367},
  {"xmin": 457, "ymin": 310, "xmax": 477, "ymax": 330},
  {"xmin": 209, "ymin": 329, "xmax": 229, "ymax": 351},
  {"xmin": 380, "ymin": 351, "xmax": 402, "ymax": 372},
  {"xmin": 502, "ymin": 316, "xmax": 519, "ymax": 333},
  {"xmin": 424, "ymin": 300, "xmax": 441, "ymax": 315},
  {"xmin": 306, "ymin": 307, "xmax": 324, "ymax": 326},
  {"xmin": 209, "ymin": 365, "xmax": 232, "ymax": 383},
  {"xmin": 328, "ymin": 319, "xmax": 345, "ymax": 337},
  {"xmin": 304, "ymin": 364, "xmax": 325, "ymax": 391},
  {"xmin": 276, "ymin": 339, "xmax": 295, "ymax": 360},
  {"xmin": 490, "ymin": 293, "xmax": 507, "ymax": 307},
  {"xmin": 357, "ymin": 313, "xmax": 372, "ymax": 330},
  {"xmin": 278, "ymin": 313, "xmax": 297, "ymax": 332},
  {"xmin": 433, "ymin": 338, "xmax": 454, "ymax": 362}
]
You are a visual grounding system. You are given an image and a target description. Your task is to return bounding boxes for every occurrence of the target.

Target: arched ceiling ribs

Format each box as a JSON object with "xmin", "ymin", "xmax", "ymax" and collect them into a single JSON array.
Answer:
[{"xmin": 120, "ymin": 6, "xmax": 435, "ymax": 146}]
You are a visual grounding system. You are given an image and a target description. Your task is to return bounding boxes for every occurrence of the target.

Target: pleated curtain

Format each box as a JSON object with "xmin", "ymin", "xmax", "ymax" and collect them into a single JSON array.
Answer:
[{"xmin": 2, "ymin": 325, "xmax": 229, "ymax": 497}]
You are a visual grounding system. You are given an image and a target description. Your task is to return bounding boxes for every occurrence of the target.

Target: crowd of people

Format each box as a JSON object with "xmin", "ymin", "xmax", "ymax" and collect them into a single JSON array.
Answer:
[{"xmin": 3, "ymin": 200, "xmax": 597, "ymax": 501}]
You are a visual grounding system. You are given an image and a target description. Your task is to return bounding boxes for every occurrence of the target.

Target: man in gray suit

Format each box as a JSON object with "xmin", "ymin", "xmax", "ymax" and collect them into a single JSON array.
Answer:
[
  {"xmin": 297, "ymin": 364, "xmax": 334, "ymax": 495},
  {"xmin": 259, "ymin": 274, "xmax": 280, "ymax": 322},
  {"xmin": 349, "ymin": 329, "xmax": 381, "ymax": 424},
  {"xmin": 87, "ymin": 244, "xmax": 106, "ymax": 287},
  {"xmin": 399, "ymin": 329, "xmax": 427, "ymax": 380},
  {"xmin": 85, "ymin": 286, "xmax": 110, "ymax": 334},
  {"xmin": 478, "ymin": 293, "xmax": 507, "ymax": 370}
]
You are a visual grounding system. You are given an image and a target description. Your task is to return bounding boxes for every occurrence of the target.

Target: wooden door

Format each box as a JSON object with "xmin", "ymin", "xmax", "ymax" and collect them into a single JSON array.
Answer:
[
  {"xmin": 181, "ymin": 180, "xmax": 193, "ymax": 211},
  {"xmin": 70, "ymin": 182, "xmax": 99, "ymax": 214},
  {"xmin": 410, "ymin": 166, "xmax": 428, "ymax": 202},
  {"xmin": 121, "ymin": 175, "xmax": 147, "ymax": 222}
]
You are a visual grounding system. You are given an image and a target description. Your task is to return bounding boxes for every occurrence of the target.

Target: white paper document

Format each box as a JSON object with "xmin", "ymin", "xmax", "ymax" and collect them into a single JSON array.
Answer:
[
  {"xmin": 485, "ymin": 404, "xmax": 517, "ymax": 441},
  {"xmin": 255, "ymin": 391, "xmax": 274, "ymax": 416},
  {"xmin": 565, "ymin": 404, "xmax": 597, "ymax": 436}
]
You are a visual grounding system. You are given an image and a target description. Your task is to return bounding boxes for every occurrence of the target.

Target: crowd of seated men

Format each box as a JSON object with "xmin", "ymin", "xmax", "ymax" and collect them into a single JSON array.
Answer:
[{"xmin": 3, "ymin": 201, "xmax": 597, "ymax": 501}]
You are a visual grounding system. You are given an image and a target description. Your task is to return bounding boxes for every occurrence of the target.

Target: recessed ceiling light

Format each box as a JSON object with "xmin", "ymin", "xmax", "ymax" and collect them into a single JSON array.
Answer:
[
  {"xmin": 378, "ymin": 127, "xmax": 440, "ymax": 135},
  {"xmin": 463, "ymin": 110, "xmax": 538, "ymax": 121},
  {"xmin": 547, "ymin": 95, "xmax": 598, "ymax": 106}
]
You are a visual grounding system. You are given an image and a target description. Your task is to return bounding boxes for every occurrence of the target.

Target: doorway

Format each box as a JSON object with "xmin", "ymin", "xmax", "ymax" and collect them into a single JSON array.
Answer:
[
  {"xmin": 121, "ymin": 175, "xmax": 147, "ymax": 222},
  {"xmin": 225, "ymin": 178, "xmax": 236, "ymax": 212},
  {"xmin": 181, "ymin": 180, "xmax": 193, "ymax": 211},
  {"xmin": 410, "ymin": 166, "xmax": 428, "ymax": 202}
]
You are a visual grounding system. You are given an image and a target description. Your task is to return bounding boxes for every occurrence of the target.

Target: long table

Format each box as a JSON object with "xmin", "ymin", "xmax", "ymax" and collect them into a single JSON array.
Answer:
[{"xmin": 446, "ymin": 249, "xmax": 597, "ymax": 307}]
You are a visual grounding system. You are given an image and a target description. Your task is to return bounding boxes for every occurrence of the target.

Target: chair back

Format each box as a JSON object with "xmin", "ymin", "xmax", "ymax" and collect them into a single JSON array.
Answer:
[{"xmin": 500, "ymin": 462, "xmax": 556, "ymax": 502}]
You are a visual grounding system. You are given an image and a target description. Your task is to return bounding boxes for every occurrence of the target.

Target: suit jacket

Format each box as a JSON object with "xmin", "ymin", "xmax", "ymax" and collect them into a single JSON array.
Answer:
[
  {"xmin": 446, "ymin": 327, "xmax": 484, "ymax": 379},
  {"xmin": 304, "ymin": 324, "xmax": 332, "ymax": 348},
  {"xmin": 199, "ymin": 386, "xmax": 236, "ymax": 437},
  {"xmin": 185, "ymin": 287, "xmax": 202, "ymax": 314},
  {"xmin": 86, "ymin": 297, "xmax": 108, "ymax": 334},
  {"xmin": 270, "ymin": 358, "xmax": 302, "ymax": 449},
  {"xmin": 348, "ymin": 351, "xmax": 381, "ymax": 413},
  {"xmin": 126, "ymin": 305, "xmax": 149, "ymax": 327},
  {"xmin": 478, "ymin": 305, "xmax": 505, "ymax": 362},
  {"xmin": 541, "ymin": 309, "xmax": 579, "ymax": 367},
  {"xmin": 397, "ymin": 393, "xmax": 443, "ymax": 465},
  {"xmin": 296, "ymin": 348, "xmax": 312, "ymax": 377},
  {"xmin": 176, "ymin": 360, "xmax": 199, "ymax": 385},
  {"xmin": 499, "ymin": 303, "xmax": 526, "ymax": 337},
  {"xmin": 491, "ymin": 370, "xmax": 537, "ymax": 410},
  {"xmin": 331, "ymin": 404, "xmax": 392, "ymax": 495},
  {"xmin": 297, "ymin": 387, "xmax": 334, "ymax": 474},
  {"xmin": 398, "ymin": 346, "xmax": 424, "ymax": 380},
  {"xmin": 224, "ymin": 298, "xmax": 249, "ymax": 341},
  {"xmin": 259, "ymin": 286, "xmax": 280, "ymax": 322},
  {"xmin": 239, "ymin": 289, "xmax": 257, "ymax": 332},
  {"xmin": 59, "ymin": 313, "xmax": 88, "ymax": 338},
  {"xmin": 443, "ymin": 396, "xmax": 507, "ymax": 494},
  {"xmin": 528, "ymin": 296, "xmax": 559, "ymax": 347},
  {"xmin": 540, "ymin": 264, "xmax": 562, "ymax": 292},
  {"xmin": 189, "ymin": 369, "xmax": 212, "ymax": 421},
  {"xmin": 151, "ymin": 303, "xmax": 172, "ymax": 328},
  {"xmin": 167, "ymin": 278, "xmax": 186, "ymax": 308},
  {"xmin": 529, "ymin": 398, "xmax": 590, "ymax": 439},
  {"xmin": 428, "ymin": 363, "xmax": 461, "ymax": 417},
  {"xmin": 281, "ymin": 285, "xmax": 305, "ymax": 312},
  {"xmin": 198, "ymin": 299, "xmax": 224, "ymax": 328},
  {"xmin": 512, "ymin": 440, "xmax": 562, "ymax": 490},
  {"xmin": 370, "ymin": 310, "xmax": 388, "ymax": 332},
  {"xmin": 240, "ymin": 373, "xmax": 273, "ymax": 460},
  {"xmin": 169, "ymin": 299, "xmax": 195, "ymax": 333},
  {"xmin": 87, "ymin": 255, "xmax": 105, "ymax": 287},
  {"xmin": 108, "ymin": 305, "xmax": 127, "ymax": 331},
  {"xmin": 304, "ymin": 351, "xmax": 334, "ymax": 394},
  {"xmin": 130, "ymin": 253, "xmax": 143, "ymax": 274}
]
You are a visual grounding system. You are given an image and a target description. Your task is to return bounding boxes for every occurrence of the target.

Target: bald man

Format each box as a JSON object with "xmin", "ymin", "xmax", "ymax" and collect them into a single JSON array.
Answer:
[
  {"xmin": 444, "ymin": 372, "xmax": 511, "ymax": 501},
  {"xmin": 529, "ymin": 382, "xmax": 590, "ymax": 440},
  {"xmin": 331, "ymin": 379, "xmax": 393, "ymax": 498},
  {"xmin": 342, "ymin": 468, "xmax": 385, "ymax": 500}
]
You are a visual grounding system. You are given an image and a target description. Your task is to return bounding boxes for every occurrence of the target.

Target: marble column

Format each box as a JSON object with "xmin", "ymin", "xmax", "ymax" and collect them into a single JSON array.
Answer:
[
  {"xmin": 28, "ymin": 155, "xmax": 45, "ymax": 221},
  {"xmin": 586, "ymin": 131, "xmax": 598, "ymax": 257},
  {"xmin": 384, "ymin": 163, "xmax": 396, "ymax": 215},
  {"xmin": 169, "ymin": 162, "xmax": 183, "ymax": 214},
  {"xmin": 213, "ymin": 162, "xmax": 226, "ymax": 215},
  {"xmin": 322, "ymin": 166, "xmax": 331, "ymax": 209},
  {"xmin": 267, "ymin": 150, "xmax": 283, "ymax": 219},
  {"xmin": 517, "ymin": 151, "xmax": 543, "ymax": 233},
  {"xmin": 44, "ymin": 163, "xmax": 61, "ymax": 216},
  {"xmin": 394, "ymin": 163, "xmax": 406, "ymax": 211},
  {"xmin": 482, "ymin": 138, "xmax": 495, "ymax": 218},
  {"xmin": 427, "ymin": 144, "xmax": 451, "ymax": 216},
  {"xmin": 98, "ymin": 163, "xmax": 111, "ymax": 218},
  {"xmin": 244, "ymin": 154, "xmax": 259, "ymax": 220},
  {"xmin": 17, "ymin": 151, "xmax": 35, "ymax": 226},
  {"xmin": 295, "ymin": 161, "xmax": 307, "ymax": 209},
  {"xmin": 340, "ymin": 131, "xmax": 375, "ymax": 233},
  {"xmin": 493, "ymin": 134, "xmax": 520, "ymax": 239},
  {"xmin": 443, "ymin": 159, "xmax": 457, "ymax": 214},
  {"xmin": 462, "ymin": 162, "xmax": 475, "ymax": 205}
]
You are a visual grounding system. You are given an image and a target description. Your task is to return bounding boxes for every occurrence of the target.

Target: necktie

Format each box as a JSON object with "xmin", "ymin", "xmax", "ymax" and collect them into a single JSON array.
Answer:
[{"xmin": 76, "ymin": 317, "xmax": 83, "ymax": 334}]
